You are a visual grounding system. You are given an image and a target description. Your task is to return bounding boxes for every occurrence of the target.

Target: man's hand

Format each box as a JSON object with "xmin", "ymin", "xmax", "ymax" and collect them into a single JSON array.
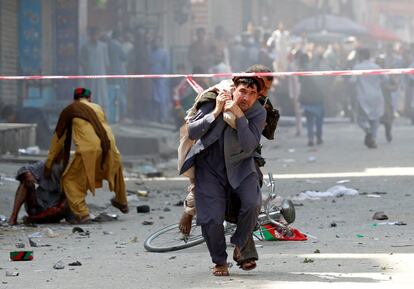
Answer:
[
  {"xmin": 224, "ymin": 100, "xmax": 244, "ymax": 118},
  {"xmin": 213, "ymin": 91, "xmax": 232, "ymax": 118}
]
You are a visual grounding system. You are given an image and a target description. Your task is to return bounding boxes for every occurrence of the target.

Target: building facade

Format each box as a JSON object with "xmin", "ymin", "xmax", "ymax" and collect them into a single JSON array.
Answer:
[{"xmin": 0, "ymin": 0, "xmax": 18, "ymax": 106}]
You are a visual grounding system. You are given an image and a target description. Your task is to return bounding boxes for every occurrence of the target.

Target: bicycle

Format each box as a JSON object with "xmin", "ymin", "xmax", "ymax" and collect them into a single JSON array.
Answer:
[{"xmin": 144, "ymin": 173, "xmax": 296, "ymax": 252}]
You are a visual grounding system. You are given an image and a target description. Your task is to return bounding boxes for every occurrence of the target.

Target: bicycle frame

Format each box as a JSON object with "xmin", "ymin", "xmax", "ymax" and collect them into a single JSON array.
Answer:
[{"xmin": 262, "ymin": 172, "xmax": 292, "ymax": 229}]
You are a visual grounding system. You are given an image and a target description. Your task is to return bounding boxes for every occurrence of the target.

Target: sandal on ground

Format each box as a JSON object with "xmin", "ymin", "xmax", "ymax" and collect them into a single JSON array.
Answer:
[
  {"xmin": 69, "ymin": 215, "xmax": 92, "ymax": 225},
  {"xmin": 110, "ymin": 198, "xmax": 129, "ymax": 214},
  {"xmin": 212, "ymin": 264, "xmax": 229, "ymax": 277},
  {"xmin": 178, "ymin": 213, "xmax": 193, "ymax": 236},
  {"xmin": 238, "ymin": 259, "xmax": 257, "ymax": 271},
  {"xmin": 233, "ymin": 246, "xmax": 257, "ymax": 271}
]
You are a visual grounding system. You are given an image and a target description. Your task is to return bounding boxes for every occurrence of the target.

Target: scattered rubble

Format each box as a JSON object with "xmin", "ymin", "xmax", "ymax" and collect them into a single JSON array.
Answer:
[
  {"xmin": 68, "ymin": 261, "xmax": 82, "ymax": 266},
  {"xmin": 53, "ymin": 261, "xmax": 65, "ymax": 270},
  {"xmin": 137, "ymin": 205, "xmax": 150, "ymax": 213},
  {"xmin": 373, "ymin": 211, "xmax": 389, "ymax": 220}
]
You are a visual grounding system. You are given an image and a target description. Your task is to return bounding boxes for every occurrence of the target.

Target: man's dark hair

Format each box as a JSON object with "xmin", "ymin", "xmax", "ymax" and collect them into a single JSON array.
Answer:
[
  {"xmin": 233, "ymin": 76, "xmax": 263, "ymax": 93},
  {"xmin": 357, "ymin": 48, "xmax": 370, "ymax": 61},
  {"xmin": 245, "ymin": 64, "xmax": 273, "ymax": 82},
  {"xmin": 0, "ymin": 104, "xmax": 16, "ymax": 120}
]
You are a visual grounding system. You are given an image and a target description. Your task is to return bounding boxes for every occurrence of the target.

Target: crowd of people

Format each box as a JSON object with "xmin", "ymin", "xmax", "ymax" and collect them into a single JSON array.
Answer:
[{"xmin": 176, "ymin": 23, "xmax": 414, "ymax": 149}]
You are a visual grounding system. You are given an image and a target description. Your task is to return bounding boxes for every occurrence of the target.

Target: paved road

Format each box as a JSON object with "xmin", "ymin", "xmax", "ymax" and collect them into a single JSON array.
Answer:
[{"xmin": 0, "ymin": 118, "xmax": 413, "ymax": 288}]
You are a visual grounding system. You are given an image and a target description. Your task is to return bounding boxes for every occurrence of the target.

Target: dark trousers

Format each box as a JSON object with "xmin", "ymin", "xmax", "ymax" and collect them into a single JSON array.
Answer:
[
  {"xmin": 195, "ymin": 171, "xmax": 260, "ymax": 265},
  {"xmin": 304, "ymin": 110, "xmax": 323, "ymax": 142}
]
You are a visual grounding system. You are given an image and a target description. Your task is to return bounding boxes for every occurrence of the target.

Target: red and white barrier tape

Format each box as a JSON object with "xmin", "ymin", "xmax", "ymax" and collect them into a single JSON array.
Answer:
[
  {"xmin": 185, "ymin": 76, "xmax": 204, "ymax": 94},
  {"xmin": 0, "ymin": 68, "xmax": 413, "ymax": 81}
]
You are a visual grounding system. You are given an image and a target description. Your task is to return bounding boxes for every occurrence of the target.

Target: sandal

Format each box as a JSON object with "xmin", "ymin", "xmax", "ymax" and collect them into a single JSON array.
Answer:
[
  {"xmin": 69, "ymin": 215, "xmax": 92, "ymax": 225},
  {"xmin": 238, "ymin": 259, "xmax": 256, "ymax": 271},
  {"xmin": 110, "ymin": 198, "xmax": 129, "ymax": 214},
  {"xmin": 212, "ymin": 264, "xmax": 229, "ymax": 277},
  {"xmin": 233, "ymin": 246, "xmax": 257, "ymax": 271}
]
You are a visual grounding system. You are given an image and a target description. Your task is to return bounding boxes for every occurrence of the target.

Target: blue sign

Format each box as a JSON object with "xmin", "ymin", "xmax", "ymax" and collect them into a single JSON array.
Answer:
[
  {"xmin": 19, "ymin": 0, "xmax": 42, "ymax": 74},
  {"xmin": 55, "ymin": 0, "xmax": 79, "ymax": 99}
]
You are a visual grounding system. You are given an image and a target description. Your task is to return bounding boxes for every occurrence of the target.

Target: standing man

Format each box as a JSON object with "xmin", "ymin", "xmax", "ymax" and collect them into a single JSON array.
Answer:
[
  {"xmin": 188, "ymin": 27, "xmax": 212, "ymax": 71},
  {"xmin": 80, "ymin": 27, "xmax": 110, "ymax": 111},
  {"xmin": 180, "ymin": 76, "xmax": 265, "ymax": 276},
  {"xmin": 45, "ymin": 88, "xmax": 128, "ymax": 223},
  {"xmin": 351, "ymin": 48, "xmax": 386, "ymax": 148},
  {"xmin": 297, "ymin": 52, "xmax": 325, "ymax": 146}
]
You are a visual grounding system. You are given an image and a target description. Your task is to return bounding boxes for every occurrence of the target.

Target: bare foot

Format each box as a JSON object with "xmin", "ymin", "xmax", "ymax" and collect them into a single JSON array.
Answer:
[
  {"xmin": 178, "ymin": 213, "xmax": 193, "ymax": 235},
  {"xmin": 212, "ymin": 264, "xmax": 229, "ymax": 277}
]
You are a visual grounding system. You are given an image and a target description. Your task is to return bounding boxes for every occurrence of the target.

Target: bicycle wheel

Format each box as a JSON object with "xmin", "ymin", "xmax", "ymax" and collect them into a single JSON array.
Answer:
[{"xmin": 144, "ymin": 221, "xmax": 205, "ymax": 252}]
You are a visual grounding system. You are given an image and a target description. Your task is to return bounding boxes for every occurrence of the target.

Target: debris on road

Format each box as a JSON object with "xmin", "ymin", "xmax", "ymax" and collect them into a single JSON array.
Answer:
[
  {"xmin": 28, "ymin": 232, "xmax": 42, "ymax": 239},
  {"xmin": 360, "ymin": 191, "xmax": 387, "ymax": 197},
  {"xmin": 373, "ymin": 211, "xmax": 389, "ymax": 220},
  {"xmin": 292, "ymin": 185, "xmax": 358, "ymax": 201},
  {"xmin": 68, "ymin": 261, "xmax": 82, "ymax": 266},
  {"xmin": 0, "ymin": 214, "xmax": 7, "ymax": 223},
  {"xmin": 53, "ymin": 261, "xmax": 65, "ymax": 270},
  {"xmin": 5, "ymin": 271, "xmax": 19, "ymax": 277},
  {"xmin": 93, "ymin": 212, "xmax": 118, "ymax": 222},
  {"xmin": 137, "ymin": 190, "xmax": 150, "ymax": 197},
  {"xmin": 366, "ymin": 194, "xmax": 382, "ymax": 198},
  {"xmin": 390, "ymin": 244, "xmax": 413, "ymax": 247},
  {"xmin": 142, "ymin": 221, "xmax": 154, "ymax": 225},
  {"xmin": 15, "ymin": 242, "xmax": 25, "ymax": 248},
  {"xmin": 27, "ymin": 238, "xmax": 51, "ymax": 248},
  {"xmin": 174, "ymin": 200, "xmax": 184, "ymax": 206},
  {"xmin": 137, "ymin": 205, "xmax": 150, "ymax": 213},
  {"xmin": 303, "ymin": 257, "xmax": 314, "ymax": 263},
  {"xmin": 72, "ymin": 227, "xmax": 90, "ymax": 236},
  {"xmin": 378, "ymin": 221, "xmax": 407, "ymax": 226},
  {"xmin": 10, "ymin": 251, "xmax": 33, "ymax": 261},
  {"xmin": 72, "ymin": 227, "xmax": 85, "ymax": 233},
  {"xmin": 43, "ymin": 228, "xmax": 58, "ymax": 238}
]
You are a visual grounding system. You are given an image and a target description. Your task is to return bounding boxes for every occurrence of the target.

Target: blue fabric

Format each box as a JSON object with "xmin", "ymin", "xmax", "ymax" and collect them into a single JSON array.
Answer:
[{"xmin": 303, "ymin": 104, "xmax": 324, "ymax": 141}]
